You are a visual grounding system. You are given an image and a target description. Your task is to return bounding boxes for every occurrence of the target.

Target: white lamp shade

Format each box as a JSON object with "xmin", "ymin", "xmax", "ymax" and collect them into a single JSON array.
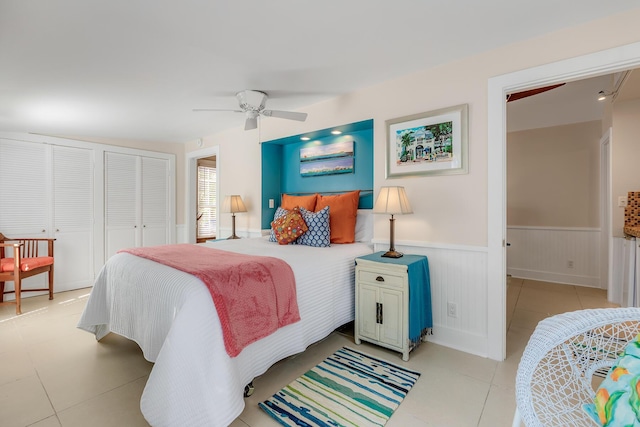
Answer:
[
  {"xmin": 373, "ymin": 186, "xmax": 413, "ymax": 215},
  {"xmin": 222, "ymin": 195, "xmax": 247, "ymax": 213}
]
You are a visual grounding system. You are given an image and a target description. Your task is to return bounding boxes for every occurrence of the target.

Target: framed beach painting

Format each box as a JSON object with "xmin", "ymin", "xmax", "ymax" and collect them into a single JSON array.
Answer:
[
  {"xmin": 386, "ymin": 104, "xmax": 468, "ymax": 178},
  {"xmin": 300, "ymin": 140, "xmax": 354, "ymax": 177}
]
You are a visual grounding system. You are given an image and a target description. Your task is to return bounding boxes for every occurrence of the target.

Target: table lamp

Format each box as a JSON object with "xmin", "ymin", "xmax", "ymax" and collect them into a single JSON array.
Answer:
[
  {"xmin": 373, "ymin": 186, "xmax": 413, "ymax": 258},
  {"xmin": 222, "ymin": 195, "xmax": 247, "ymax": 239}
]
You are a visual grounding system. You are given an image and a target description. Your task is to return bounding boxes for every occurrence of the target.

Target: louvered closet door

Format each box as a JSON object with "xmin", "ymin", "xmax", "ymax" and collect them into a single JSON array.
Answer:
[
  {"xmin": 141, "ymin": 156, "xmax": 169, "ymax": 247},
  {"xmin": 53, "ymin": 145, "xmax": 94, "ymax": 291},
  {"xmin": 105, "ymin": 152, "xmax": 138, "ymax": 258},
  {"xmin": 0, "ymin": 139, "xmax": 50, "ymax": 236},
  {"xmin": 0, "ymin": 139, "xmax": 51, "ymax": 294}
]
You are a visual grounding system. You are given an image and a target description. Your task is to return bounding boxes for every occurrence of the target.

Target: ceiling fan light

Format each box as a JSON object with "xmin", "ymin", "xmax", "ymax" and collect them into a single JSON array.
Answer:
[{"xmin": 237, "ymin": 90, "xmax": 267, "ymax": 111}]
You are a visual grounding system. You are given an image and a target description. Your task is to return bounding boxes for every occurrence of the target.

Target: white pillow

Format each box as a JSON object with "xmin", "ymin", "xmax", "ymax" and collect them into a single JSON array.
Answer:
[{"xmin": 354, "ymin": 209, "xmax": 373, "ymax": 243}]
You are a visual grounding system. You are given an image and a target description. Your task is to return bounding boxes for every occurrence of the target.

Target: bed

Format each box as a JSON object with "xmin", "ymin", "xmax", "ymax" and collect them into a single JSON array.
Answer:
[{"xmin": 77, "ymin": 205, "xmax": 374, "ymax": 426}]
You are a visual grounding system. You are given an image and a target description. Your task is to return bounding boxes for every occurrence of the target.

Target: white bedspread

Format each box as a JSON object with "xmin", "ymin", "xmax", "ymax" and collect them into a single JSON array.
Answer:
[{"xmin": 77, "ymin": 237, "xmax": 373, "ymax": 427}]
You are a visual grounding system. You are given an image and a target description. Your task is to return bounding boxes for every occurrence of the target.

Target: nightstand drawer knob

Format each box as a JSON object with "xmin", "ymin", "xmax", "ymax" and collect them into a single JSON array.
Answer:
[{"xmin": 376, "ymin": 276, "xmax": 385, "ymax": 282}]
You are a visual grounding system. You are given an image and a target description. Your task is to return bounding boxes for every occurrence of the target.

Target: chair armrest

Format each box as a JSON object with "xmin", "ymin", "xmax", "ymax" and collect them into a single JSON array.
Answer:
[{"xmin": 0, "ymin": 242, "xmax": 23, "ymax": 248}]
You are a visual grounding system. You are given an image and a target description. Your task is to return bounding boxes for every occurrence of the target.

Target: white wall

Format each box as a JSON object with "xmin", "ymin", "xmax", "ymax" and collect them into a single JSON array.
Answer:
[
  {"xmin": 506, "ymin": 121, "xmax": 603, "ymax": 287},
  {"xmin": 186, "ymin": 9, "xmax": 640, "ymax": 358},
  {"xmin": 507, "ymin": 121, "xmax": 601, "ymax": 227}
]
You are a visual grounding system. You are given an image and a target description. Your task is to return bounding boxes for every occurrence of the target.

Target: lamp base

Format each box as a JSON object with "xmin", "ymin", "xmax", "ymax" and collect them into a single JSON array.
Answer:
[
  {"xmin": 228, "ymin": 214, "xmax": 241, "ymax": 239},
  {"xmin": 381, "ymin": 249, "xmax": 403, "ymax": 258}
]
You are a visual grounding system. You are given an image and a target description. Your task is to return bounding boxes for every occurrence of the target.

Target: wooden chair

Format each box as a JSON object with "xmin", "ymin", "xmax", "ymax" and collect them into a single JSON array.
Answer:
[{"xmin": 0, "ymin": 233, "xmax": 55, "ymax": 315}]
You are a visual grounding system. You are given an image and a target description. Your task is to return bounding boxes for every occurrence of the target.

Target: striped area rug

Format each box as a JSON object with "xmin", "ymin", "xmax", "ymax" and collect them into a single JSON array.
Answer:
[{"xmin": 258, "ymin": 347, "xmax": 421, "ymax": 427}]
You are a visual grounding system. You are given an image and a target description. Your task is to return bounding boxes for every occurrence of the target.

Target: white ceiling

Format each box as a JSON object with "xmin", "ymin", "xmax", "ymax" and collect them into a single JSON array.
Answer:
[
  {"xmin": 1, "ymin": 1, "xmax": 639, "ymax": 144},
  {"xmin": 507, "ymin": 69, "xmax": 640, "ymax": 132},
  {"xmin": 507, "ymin": 75, "xmax": 610, "ymax": 132}
]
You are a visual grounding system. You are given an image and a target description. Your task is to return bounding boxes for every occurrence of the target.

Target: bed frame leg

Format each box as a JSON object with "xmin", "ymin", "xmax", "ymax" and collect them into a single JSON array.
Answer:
[{"xmin": 244, "ymin": 381, "xmax": 255, "ymax": 398}]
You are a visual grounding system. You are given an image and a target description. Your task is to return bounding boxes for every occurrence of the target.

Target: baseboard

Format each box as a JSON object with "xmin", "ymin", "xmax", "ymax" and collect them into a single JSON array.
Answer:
[
  {"xmin": 507, "ymin": 267, "xmax": 601, "ymax": 288},
  {"xmin": 427, "ymin": 325, "xmax": 488, "ymax": 358}
]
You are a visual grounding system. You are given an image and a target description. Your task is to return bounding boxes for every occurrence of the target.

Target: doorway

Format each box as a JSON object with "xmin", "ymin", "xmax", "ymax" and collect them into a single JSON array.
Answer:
[
  {"xmin": 487, "ymin": 41, "xmax": 640, "ymax": 361},
  {"xmin": 505, "ymin": 77, "xmax": 609, "ymax": 288},
  {"xmin": 196, "ymin": 156, "xmax": 217, "ymax": 243},
  {"xmin": 186, "ymin": 146, "xmax": 220, "ymax": 244}
]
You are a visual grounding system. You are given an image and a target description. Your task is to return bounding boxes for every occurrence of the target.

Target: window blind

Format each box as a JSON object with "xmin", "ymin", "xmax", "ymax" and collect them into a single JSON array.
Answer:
[{"xmin": 197, "ymin": 165, "xmax": 217, "ymax": 238}]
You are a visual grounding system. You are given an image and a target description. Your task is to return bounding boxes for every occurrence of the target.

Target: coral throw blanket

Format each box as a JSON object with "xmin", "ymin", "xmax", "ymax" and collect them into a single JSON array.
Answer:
[{"xmin": 119, "ymin": 244, "xmax": 300, "ymax": 357}]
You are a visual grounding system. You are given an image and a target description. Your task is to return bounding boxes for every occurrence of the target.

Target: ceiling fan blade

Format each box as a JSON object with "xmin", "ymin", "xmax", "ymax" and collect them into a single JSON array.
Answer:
[
  {"xmin": 506, "ymin": 83, "xmax": 565, "ymax": 102},
  {"xmin": 192, "ymin": 108, "xmax": 244, "ymax": 113},
  {"xmin": 244, "ymin": 116, "xmax": 258, "ymax": 130},
  {"xmin": 262, "ymin": 110, "xmax": 308, "ymax": 122}
]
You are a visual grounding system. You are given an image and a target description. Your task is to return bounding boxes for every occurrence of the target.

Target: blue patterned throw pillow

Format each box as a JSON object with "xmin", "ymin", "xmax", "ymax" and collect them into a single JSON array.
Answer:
[
  {"xmin": 269, "ymin": 207, "xmax": 288, "ymax": 243},
  {"xmin": 294, "ymin": 206, "xmax": 330, "ymax": 247}
]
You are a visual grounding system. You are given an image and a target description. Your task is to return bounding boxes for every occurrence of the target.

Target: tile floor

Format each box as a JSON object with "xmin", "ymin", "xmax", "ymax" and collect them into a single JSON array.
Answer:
[{"xmin": 0, "ymin": 278, "xmax": 618, "ymax": 427}]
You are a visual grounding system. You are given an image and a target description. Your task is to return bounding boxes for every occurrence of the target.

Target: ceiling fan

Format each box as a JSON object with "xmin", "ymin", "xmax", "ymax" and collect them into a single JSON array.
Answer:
[{"xmin": 193, "ymin": 90, "xmax": 308, "ymax": 130}]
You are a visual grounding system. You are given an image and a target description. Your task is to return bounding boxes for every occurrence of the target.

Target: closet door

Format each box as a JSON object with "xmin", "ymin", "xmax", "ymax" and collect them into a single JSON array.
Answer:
[
  {"xmin": 141, "ymin": 156, "xmax": 170, "ymax": 247},
  {"xmin": 53, "ymin": 145, "xmax": 94, "ymax": 291},
  {"xmin": 105, "ymin": 152, "xmax": 138, "ymax": 258},
  {"xmin": 0, "ymin": 139, "xmax": 50, "ymax": 236},
  {"xmin": 0, "ymin": 139, "xmax": 50, "ymax": 293},
  {"xmin": 104, "ymin": 152, "xmax": 171, "ymax": 258}
]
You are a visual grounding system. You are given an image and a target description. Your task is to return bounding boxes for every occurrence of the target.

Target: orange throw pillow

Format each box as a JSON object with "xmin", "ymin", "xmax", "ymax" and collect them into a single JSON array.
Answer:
[
  {"xmin": 316, "ymin": 190, "xmax": 360, "ymax": 244},
  {"xmin": 271, "ymin": 207, "xmax": 309, "ymax": 245},
  {"xmin": 281, "ymin": 193, "xmax": 318, "ymax": 211}
]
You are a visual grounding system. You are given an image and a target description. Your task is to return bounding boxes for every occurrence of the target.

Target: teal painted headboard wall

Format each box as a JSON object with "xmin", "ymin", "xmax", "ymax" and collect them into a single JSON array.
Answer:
[
  {"xmin": 261, "ymin": 119, "xmax": 374, "ymax": 229},
  {"xmin": 261, "ymin": 143, "xmax": 283, "ymax": 229}
]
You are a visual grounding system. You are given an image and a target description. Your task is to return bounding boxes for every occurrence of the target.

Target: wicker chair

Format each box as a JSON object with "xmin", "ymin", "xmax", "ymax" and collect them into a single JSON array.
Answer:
[
  {"xmin": 0, "ymin": 233, "xmax": 55, "ymax": 315},
  {"xmin": 513, "ymin": 307, "xmax": 640, "ymax": 427}
]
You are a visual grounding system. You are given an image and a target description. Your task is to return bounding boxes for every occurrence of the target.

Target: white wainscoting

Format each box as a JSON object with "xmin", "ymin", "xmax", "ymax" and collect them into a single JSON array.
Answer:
[
  {"xmin": 507, "ymin": 226, "xmax": 602, "ymax": 288},
  {"xmin": 374, "ymin": 240, "xmax": 489, "ymax": 358}
]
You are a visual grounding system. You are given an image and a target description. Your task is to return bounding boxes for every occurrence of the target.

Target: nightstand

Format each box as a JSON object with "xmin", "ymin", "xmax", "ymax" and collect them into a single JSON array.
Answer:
[{"xmin": 354, "ymin": 252, "xmax": 432, "ymax": 361}]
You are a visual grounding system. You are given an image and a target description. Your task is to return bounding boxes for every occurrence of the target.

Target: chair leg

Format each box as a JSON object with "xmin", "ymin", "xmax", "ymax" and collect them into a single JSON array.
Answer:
[
  {"xmin": 0, "ymin": 281, "xmax": 4, "ymax": 302},
  {"xmin": 512, "ymin": 407, "xmax": 522, "ymax": 427},
  {"xmin": 48, "ymin": 267, "xmax": 54, "ymax": 300},
  {"xmin": 15, "ymin": 277, "xmax": 21, "ymax": 315}
]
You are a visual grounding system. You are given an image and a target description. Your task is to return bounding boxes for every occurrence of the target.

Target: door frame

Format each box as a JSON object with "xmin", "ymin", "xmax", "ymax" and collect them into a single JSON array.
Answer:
[
  {"xmin": 185, "ymin": 146, "xmax": 220, "ymax": 244},
  {"xmin": 487, "ymin": 41, "xmax": 640, "ymax": 361},
  {"xmin": 601, "ymin": 129, "xmax": 613, "ymax": 298}
]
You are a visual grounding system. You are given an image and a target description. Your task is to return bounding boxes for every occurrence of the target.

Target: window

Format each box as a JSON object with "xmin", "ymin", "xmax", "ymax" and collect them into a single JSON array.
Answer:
[{"xmin": 197, "ymin": 165, "xmax": 216, "ymax": 238}]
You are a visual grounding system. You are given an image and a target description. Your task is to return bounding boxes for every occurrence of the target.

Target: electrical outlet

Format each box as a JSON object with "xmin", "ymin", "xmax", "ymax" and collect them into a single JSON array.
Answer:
[
  {"xmin": 619, "ymin": 196, "xmax": 628, "ymax": 207},
  {"xmin": 567, "ymin": 260, "xmax": 574, "ymax": 269},
  {"xmin": 447, "ymin": 302, "xmax": 458, "ymax": 318}
]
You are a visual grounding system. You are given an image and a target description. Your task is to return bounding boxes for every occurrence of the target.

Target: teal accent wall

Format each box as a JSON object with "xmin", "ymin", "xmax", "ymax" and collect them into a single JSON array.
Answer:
[
  {"xmin": 261, "ymin": 119, "xmax": 374, "ymax": 229},
  {"xmin": 261, "ymin": 143, "xmax": 283, "ymax": 229}
]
